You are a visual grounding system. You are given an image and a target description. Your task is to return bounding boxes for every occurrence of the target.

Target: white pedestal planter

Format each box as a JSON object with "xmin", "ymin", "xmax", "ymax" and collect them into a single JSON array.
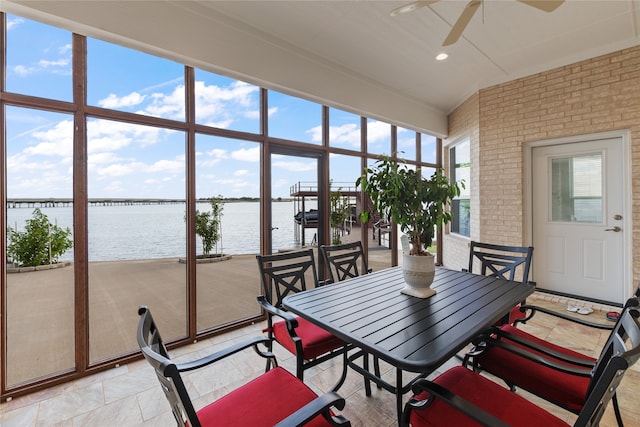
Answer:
[{"xmin": 401, "ymin": 253, "xmax": 436, "ymax": 298}]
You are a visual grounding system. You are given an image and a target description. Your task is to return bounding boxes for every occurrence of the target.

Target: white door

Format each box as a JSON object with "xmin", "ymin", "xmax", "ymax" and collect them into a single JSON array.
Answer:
[{"xmin": 532, "ymin": 138, "xmax": 625, "ymax": 303}]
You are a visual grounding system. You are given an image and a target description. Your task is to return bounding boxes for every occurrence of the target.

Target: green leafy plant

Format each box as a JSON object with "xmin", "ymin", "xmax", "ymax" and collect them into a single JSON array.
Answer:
[
  {"xmin": 195, "ymin": 195, "xmax": 224, "ymax": 255},
  {"xmin": 356, "ymin": 156, "xmax": 462, "ymax": 256},
  {"xmin": 7, "ymin": 208, "xmax": 73, "ymax": 267},
  {"xmin": 330, "ymin": 187, "xmax": 351, "ymax": 245}
]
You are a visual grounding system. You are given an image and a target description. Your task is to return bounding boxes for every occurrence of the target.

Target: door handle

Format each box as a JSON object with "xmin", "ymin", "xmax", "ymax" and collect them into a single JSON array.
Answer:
[{"xmin": 605, "ymin": 226, "xmax": 622, "ymax": 232}]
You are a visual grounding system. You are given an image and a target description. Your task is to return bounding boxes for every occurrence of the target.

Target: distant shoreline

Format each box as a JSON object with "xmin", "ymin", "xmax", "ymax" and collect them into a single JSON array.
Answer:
[{"xmin": 6, "ymin": 197, "xmax": 313, "ymax": 209}]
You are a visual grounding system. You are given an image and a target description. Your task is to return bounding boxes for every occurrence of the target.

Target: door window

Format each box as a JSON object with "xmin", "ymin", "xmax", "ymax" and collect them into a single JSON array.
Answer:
[{"xmin": 551, "ymin": 153, "xmax": 602, "ymax": 223}]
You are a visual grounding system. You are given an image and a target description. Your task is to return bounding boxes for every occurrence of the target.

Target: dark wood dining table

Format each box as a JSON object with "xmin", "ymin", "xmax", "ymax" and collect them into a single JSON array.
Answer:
[{"xmin": 283, "ymin": 266, "xmax": 535, "ymax": 425}]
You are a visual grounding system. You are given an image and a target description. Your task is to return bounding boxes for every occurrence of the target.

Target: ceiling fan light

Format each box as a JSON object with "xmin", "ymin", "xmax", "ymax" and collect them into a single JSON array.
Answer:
[
  {"xmin": 390, "ymin": 1, "xmax": 438, "ymax": 17},
  {"xmin": 436, "ymin": 52, "xmax": 449, "ymax": 61},
  {"xmin": 391, "ymin": 4, "xmax": 420, "ymax": 16}
]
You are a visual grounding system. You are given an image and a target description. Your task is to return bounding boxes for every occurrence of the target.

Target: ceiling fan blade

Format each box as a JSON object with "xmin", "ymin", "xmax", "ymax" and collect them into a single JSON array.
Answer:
[
  {"xmin": 443, "ymin": 0, "xmax": 481, "ymax": 46},
  {"xmin": 517, "ymin": 0, "xmax": 564, "ymax": 13},
  {"xmin": 390, "ymin": 0, "xmax": 439, "ymax": 17}
]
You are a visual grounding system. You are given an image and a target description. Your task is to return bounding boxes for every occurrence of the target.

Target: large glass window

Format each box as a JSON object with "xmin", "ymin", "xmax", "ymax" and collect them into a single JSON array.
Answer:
[
  {"xmin": 329, "ymin": 108, "xmax": 361, "ymax": 150},
  {"xmin": 87, "ymin": 38, "xmax": 185, "ymax": 121},
  {"xmin": 194, "ymin": 70, "xmax": 260, "ymax": 133},
  {"xmin": 1, "ymin": 11, "xmax": 441, "ymax": 398},
  {"xmin": 5, "ymin": 15, "xmax": 72, "ymax": 101},
  {"xmin": 269, "ymin": 91, "xmax": 321, "ymax": 144},
  {"xmin": 329, "ymin": 154, "xmax": 359, "ymax": 245},
  {"xmin": 367, "ymin": 119, "xmax": 392, "ymax": 155},
  {"xmin": 421, "ymin": 133, "xmax": 438, "ymax": 164},
  {"xmin": 450, "ymin": 139, "xmax": 470, "ymax": 237},
  {"xmin": 195, "ymin": 135, "xmax": 261, "ymax": 331},
  {"xmin": 397, "ymin": 127, "xmax": 416, "ymax": 161},
  {"xmin": 274, "ymin": 154, "xmax": 319, "ymax": 249},
  {"xmin": 87, "ymin": 118, "xmax": 187, "ymax": 362},
  {"xmin": 5, "ymin": 107, "xmax": 75, "ymax": 387}
]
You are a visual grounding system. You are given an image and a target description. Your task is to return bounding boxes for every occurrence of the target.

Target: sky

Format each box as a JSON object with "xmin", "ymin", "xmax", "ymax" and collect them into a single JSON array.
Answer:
[{"xmin": 5, "ymin": 14, "xmax": 437, "ymax": 200}]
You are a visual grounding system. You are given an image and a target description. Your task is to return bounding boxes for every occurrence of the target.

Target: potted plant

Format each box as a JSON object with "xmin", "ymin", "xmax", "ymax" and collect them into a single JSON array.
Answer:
[{"xmin": 356, "ymin": 155, "xmax": 462, "ymax": 297}]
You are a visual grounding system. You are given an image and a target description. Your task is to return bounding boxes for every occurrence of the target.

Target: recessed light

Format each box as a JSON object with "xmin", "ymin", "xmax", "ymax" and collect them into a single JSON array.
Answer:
[{"xmin": 436, "ymin": 53, "xmax": 448, "ymax": 61}]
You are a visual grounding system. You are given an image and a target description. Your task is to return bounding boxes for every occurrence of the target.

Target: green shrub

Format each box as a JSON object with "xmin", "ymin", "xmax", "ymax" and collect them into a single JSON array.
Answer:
[
  {"xmin": 7, "ymin": 208, "xmax": 73, "ymax": 267},
  {"xmin": 330, "ymin": 188, "xmax": 351, "ymax": 245},
  {"xmin": 195, "ymin": 196, "xmax": 224, "ymax": 255}
]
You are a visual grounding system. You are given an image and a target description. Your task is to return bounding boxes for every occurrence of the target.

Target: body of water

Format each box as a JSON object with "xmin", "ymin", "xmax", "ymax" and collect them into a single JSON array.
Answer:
[{"xmin": 6, "ymin": 201, "xmax": 317, "ymax": 262}]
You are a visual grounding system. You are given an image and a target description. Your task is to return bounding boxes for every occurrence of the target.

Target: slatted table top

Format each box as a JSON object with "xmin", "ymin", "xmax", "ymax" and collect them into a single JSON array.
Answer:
[{"xmin": 284, "ymin": 266, "xmax": 535, "ymax": 373}]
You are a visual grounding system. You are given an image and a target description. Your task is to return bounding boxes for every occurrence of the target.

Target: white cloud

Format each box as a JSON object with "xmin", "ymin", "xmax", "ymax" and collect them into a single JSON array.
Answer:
[
  {"xmin": 11, "ymin": 40, "xmax": 71, "ymax": 77},
  {"xmin": 273, "ymin": 159, "xmax": 315, "ymax": 172},
  {"xmin": 23, "ymin": 120, "xmax": 73, "ymax": 158},
  {"xmin": 99, "ymin": 92, "xmax": 146, "ymax": 109},
  {"xmin": 58, "ymin": 44, "xmax": 72, "ymax": 55},
  {"xmin": 13, "ymin": 64, "xmax": 33, "ymax": 77},
  {"xmin": 145, "ymin": 85, "xmax": 185, "ymax": 119},
  {"xmin": 38, "ymin": 58, "xmax": 69, "ymax": 69},
  {"xmin": 147, "ymin": 158, "xmax": 184, "ymax": 175},
  {"xmin": 89, "ymin": 152, "xmax": 123, "ymax": 165},
  {"xmin": 231, "ymin": 147, "xmax": 260, "ymax": 162},
  {"xmin": 328, "ymin": 123, "xmax": 360, "ymax": 147},
  {"xmin": 97, "ymin": 162, "xmax": 145, "ymax": 177},
  {"xmin": 193, "ymin": 80, "xmax": 259, "ymax": 127},
  {"xmin": 7, "ymin": 17, "xmax": 24, "ymax": 30},
  {"xmin": 367, "ymin": 120, "xmax": 391, "ymax": 146},
  {"xmin": 87, "ymin": 119, "xmax": 164, "ymax": 153},
  {"xmin": 234, "ymin": 169, "xmax": 249, "ymax": 177}
]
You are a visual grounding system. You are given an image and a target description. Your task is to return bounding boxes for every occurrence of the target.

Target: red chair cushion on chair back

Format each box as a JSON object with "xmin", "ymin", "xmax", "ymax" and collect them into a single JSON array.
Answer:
[
  {"xmin": 410, "ymin": 366, "xmax": 568, "ymax": 427},
  {"xmin": 477, "ymin": 324, "xmax": 593, "ymax": 413},
  {"xmin": 273, "ymin": 317, "xmax": 344, "ymax": 360},
  {"xmin": 197, "ymin": 366, "xmax": 335, "ymax": 426}
]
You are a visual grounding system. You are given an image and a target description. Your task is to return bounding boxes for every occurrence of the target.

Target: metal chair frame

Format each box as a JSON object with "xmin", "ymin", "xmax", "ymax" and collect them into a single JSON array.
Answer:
[
  {"xmin": 256, "ymin": 249, "xmax": 348, "ymax": 387},
  {"xmin": 137, "ymin": 306, "xmax": 350, "ymax": 427},
  {"xmin": 403, "ymin": 304, "xmax": 640, "ymax": 427}
]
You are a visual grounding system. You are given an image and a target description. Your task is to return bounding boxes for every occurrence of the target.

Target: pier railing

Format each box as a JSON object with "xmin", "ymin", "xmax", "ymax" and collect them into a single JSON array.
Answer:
[
  {"xmin": 289, "ymin": 182, "xmax": 359, "ymax": 196},
  {"xmin": 6, "ymin": 198, "xmax": 187, "ymax": 208}
]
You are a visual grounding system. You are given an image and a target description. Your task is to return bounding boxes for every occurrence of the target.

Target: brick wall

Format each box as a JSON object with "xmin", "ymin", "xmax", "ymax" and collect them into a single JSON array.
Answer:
[{"xmin": 442, "ymin": 45, "xmax": 640, "ymax": 289}]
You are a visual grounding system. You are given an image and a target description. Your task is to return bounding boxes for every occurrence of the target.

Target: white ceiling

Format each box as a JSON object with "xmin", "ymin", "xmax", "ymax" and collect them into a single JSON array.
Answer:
[{"xmin": 3, "ymin": 0, "xmax": 640, "ymax": 137}]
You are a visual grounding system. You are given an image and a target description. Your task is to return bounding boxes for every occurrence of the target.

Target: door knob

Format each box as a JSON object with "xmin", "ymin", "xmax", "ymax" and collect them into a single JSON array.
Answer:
[{"xmin": 605, "ymin": 226, "xmax": 622, "ymax": 232}]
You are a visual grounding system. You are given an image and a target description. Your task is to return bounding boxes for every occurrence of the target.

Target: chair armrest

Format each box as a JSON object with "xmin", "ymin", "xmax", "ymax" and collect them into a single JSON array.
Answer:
[
  {"xmin": 257, "ymin": 295, "xmax": 299, "ymax": 328},
  {"xmin": 515, "ymin": 304, "xmax": 613, "ymax": 330},
  {"xmin": 176, "ymin": 336, "xmax": 274, "ymax": 373},
  {"xmin": 481, "ymin": 328, "xmax": 595, "ymax": 371},
  {"xmin": 274, "ymin": 391, "xmax": 350, "ymax": 427},
  {"xmin": 406, "ymin": 379, "xmax": 510, "ymax": 427}
]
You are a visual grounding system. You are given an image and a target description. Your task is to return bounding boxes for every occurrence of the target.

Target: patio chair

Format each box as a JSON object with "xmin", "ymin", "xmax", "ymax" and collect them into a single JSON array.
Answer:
[
  {"xmin": 464, "ymin": 241, "xmax": 534, "ymax": 324},
  {"xmin": 320, "ymin": 241, "xmax": 380, "ymax": 396},
  {"xmin": 256, "ymin": 249, "xmax": 348, "ymax": 387},
  {"xmin": 463, "ymin": 288, "xmax": 640, "ymax": 427},
  {"xmin": 320, "ymin": 241, "xmax": 372, "ymax": 285},
  {"xmin": 137, "ymin": 306, "xmax": 350, "ymax": 427},
  {"xmin": 403, "ymin": 304, "xmax": 640, "ymax": 427}
]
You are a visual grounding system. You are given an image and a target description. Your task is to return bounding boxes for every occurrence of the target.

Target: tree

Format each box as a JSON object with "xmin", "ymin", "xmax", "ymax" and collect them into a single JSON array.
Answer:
[
  {"xmin": 330, "ymin": 187, "xmax": 351, "ymax": 245},
  {"xmin": 195, "ymin": 196, "xmax": 224, "ymax": 255},
  {"xmin": 357, "ymin": 156, "xmax": 462, "ymax": 256},
  {"xmin": 7, "ymin": 208, "xmax": 73, "ymax": 267}
]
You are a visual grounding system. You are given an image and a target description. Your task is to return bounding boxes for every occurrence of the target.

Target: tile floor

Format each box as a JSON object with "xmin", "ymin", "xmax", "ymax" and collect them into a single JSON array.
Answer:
[{"xmin": 1, "ymin": 294, "xmax": 639, "ymax": 427}]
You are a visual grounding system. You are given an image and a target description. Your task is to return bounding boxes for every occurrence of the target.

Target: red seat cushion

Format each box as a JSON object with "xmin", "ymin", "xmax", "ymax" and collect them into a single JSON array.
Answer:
[
  {"xmin": 476, "ymin": 324, "xmax": 594, "ymax": 413},
  {"xmin": 273, "ymin": 317, "xmax": 344, "ymax": 360},
  {"xmin": 508, "ymin": 304, "xmax": 527, "ymax": 324},
  {"xmin": 409, "ymin": 366, "xmax": 569, "ymax": 427},
  {"xmin": 197, "ymin": 366, "xmax": 336, "ymax": 426}
]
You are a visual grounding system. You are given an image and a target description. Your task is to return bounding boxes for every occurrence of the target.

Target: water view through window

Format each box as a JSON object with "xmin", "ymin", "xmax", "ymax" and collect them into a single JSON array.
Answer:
[{"xmin": 2, "ymin": 12, "xmax": 438, "ymax": 398}]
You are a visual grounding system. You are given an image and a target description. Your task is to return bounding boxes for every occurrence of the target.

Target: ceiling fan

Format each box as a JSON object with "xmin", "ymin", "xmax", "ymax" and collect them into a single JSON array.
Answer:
[{"xmin": 391, "ymin": 0, "xmax": 565, "ymax": 46}]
